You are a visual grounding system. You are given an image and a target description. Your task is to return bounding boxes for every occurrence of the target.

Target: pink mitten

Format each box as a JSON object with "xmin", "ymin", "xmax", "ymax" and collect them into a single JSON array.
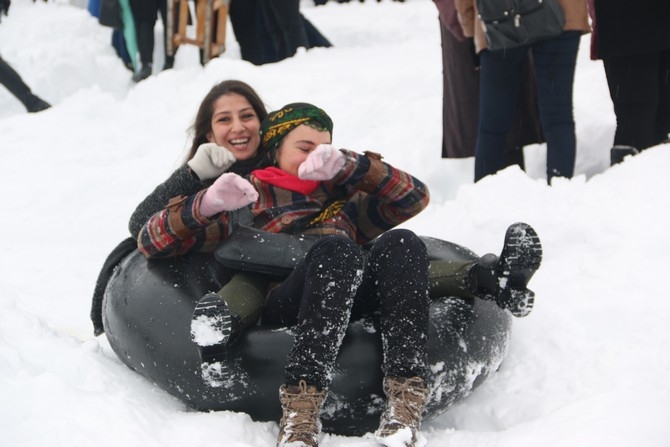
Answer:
[
  {"xmin": 298, "ymin": 144, "xmax": 345, "ymax": 181},
  {"xmin": 199, "ymin": 173, "xmax": 259, "ymax": 217}
]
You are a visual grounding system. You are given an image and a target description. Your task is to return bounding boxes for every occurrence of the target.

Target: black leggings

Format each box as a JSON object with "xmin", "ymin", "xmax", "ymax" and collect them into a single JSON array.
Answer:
[
  {"xmin": 604, "ymin": 49, "xmax": 670, "ymax": 150},
  {"xmin": 0, "ymin": 55, "xmax": 34, "ymax": 107},
  {"xmin": 262, "ymin": 229, "xmax": 430, "ymax": 389}
]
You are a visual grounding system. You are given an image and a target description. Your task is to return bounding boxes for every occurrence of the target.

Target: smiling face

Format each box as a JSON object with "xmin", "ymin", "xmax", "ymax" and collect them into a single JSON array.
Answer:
[
  {"xmin": 276, "ymin": 124, "xmax": 332, "ymax": 177},
  {"xmin": 207, "ymin": 93, "xmax": 261, "ymax": 161}
]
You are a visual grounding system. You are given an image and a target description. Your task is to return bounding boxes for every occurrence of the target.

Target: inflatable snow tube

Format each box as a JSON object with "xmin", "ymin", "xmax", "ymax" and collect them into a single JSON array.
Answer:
[{"xmin": 103, "ymin": 237, "xmax": 512, "ymax": 436}]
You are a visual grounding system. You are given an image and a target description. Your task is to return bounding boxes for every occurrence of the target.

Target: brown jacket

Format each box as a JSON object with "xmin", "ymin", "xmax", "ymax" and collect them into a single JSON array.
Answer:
[{"xmin": 455, "ymin": 0, "xmax": 591, "ymax": 53}]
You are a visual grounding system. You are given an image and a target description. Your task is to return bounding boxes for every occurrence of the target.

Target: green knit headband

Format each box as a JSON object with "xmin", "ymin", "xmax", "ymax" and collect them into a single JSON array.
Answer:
[{"xmin": 260, "ymin": 103, "xmax": 334, "ymax": 152}]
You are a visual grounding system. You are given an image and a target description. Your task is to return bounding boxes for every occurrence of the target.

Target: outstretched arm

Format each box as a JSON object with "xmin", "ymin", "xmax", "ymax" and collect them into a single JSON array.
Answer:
[{"xmin": 137, "ymin": 174, "xmax": 257, "ymax": 258}]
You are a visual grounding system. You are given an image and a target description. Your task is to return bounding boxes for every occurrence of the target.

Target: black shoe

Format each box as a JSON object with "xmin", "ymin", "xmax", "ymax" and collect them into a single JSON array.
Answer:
[
  {"xmin": 495, "ymin": 223, "xmax": 542, "ymax": 317},
  {"xmin": 610, "ymin": 145, "xmax": 638, "ymax": 166},
  {"xmin": 191, "ymin": 293, "xmax": 237, "ymax": 362},
  {"xmin": 132, "ymin": 64, "xmax": 152, "ymax": 82},
  {"xmin": 162, "ymin": 56, "xmax": 174, "ymax": 71},
  {"xmin": 26, "ymin": 96, "xmax": 51, "ymax": 113}
]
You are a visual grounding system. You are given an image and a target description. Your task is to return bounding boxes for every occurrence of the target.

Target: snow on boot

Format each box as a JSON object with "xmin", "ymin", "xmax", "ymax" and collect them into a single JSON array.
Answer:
[
  {"xmin": 374, "ymin": 376, "xmax": 428, "ymax": 447},
  {"xmin": 190, "ymin": 293, "xmax": 240, "ymax": 363},
  {"xmin": 494, "ymin": 222, "xmax": 542, "ymax": 317},
  {"xmin": 277, "ymin": 380, "xmax": 326, "ymax": 447}
]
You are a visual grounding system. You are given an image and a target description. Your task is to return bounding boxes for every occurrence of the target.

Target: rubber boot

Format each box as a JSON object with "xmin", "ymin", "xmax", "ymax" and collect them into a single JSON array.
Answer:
[
  {"xmin": 190, "ymin": 272, "xmax": 270, "ymax": 362},
  {"xmin": 472, "ymin": 223, "xmax": 543, "ymax": 317},
  {"xmin": 427, "ymin": 258, "xmax": 479, "ymax": 299},
  {"xmin": 375, "ymin": 376, "xmax": 428, "ymax": 447},
  {"xmin": 277, "ymin": 380, "xmax": 326, "ymax": 447},
  {"xmin": 610, "ymin": 145, "xmax": 638, "ymax": 166},
  {"xmin": 430, "ymin": 223, "xmax": 542, "ymax": 317}
]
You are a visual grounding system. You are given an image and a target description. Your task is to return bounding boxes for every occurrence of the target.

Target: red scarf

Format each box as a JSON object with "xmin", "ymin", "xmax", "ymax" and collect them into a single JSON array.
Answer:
[{"xmin": 252, "ymin": 166, "xmax": 320, "ymax": 195}]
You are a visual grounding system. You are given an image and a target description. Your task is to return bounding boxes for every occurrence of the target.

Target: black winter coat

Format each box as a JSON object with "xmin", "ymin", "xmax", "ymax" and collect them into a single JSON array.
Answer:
[{"xmin": 593, "ymin": 0, "xmax": 670, "ymax": 59}]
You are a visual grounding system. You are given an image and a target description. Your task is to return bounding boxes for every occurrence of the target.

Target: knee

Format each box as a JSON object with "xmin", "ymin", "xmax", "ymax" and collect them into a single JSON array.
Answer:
[
  {"xmin": 307, "ymin": 235, "xmax": 364, "ymax": 267},
  {"xmin": 372, "ymin": 229, "xmax": 427, "ymax": 260},
  {"xmin": 377, "ymin": 228, "xmax": 422, "ymax": 246}
]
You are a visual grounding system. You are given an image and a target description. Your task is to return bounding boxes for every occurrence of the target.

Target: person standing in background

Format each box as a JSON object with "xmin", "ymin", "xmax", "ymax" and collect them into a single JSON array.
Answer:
[
  {"xmin": 0, "ymin": 0, "xmax": 51, "ymax": 113},
  {"xmin": 433, "ymin": 0, "xmax": 544, "ymax": 177},
  {"xmin": 229, "ymin": 0, "xmax": 331, "ymax": 66},
  {"xmin": 129, "ymin": 0, "xmax": 171, "ymax": 82},
  {"xmin": 455, "ymin": 0, "xmax": 590, "ymax": 184},
  {"xmin": 588, "ymin": 0, "xmax": 670, "ymax": 165}
]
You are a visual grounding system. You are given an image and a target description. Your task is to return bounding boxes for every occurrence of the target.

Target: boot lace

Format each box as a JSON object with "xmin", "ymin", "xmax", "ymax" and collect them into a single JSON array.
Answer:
[
  {"xmin": 377, "ymin": 376, "xmax": 428, "ymax": 441},
  {"xmin": 278, "ymin": 380, "xmax": 325, "ymax": 447}
]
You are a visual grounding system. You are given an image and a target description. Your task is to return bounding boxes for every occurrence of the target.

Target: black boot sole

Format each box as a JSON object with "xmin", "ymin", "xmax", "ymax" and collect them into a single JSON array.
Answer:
[
  {"xmin": 496, "ymin": 223, "xmax": 543, "ymax": 317},
  {"xmin": 191, "ymin": 293, "xmax": 233, "ymax": 363}
]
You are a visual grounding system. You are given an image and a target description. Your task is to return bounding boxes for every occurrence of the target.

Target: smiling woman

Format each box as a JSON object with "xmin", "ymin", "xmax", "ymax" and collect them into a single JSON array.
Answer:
[
  {"xmin": 127, "ymin": 79, "xmax": 269, "ymax": 238},
  {"xmin": 90, "ymin": 79, "xmax": 271, "ymax": 337}
]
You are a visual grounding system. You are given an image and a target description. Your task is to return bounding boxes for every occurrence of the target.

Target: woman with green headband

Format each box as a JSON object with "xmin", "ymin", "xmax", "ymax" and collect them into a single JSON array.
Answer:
[{"xmin": 136, "ymin": 102, "xmax": 542, "ymax": 447}]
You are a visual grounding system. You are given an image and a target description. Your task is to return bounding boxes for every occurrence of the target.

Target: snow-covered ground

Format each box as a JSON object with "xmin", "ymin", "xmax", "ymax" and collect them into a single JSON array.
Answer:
[{"xmin": 1, "ymin": 0, "xmax": 669, "ymax": 446}]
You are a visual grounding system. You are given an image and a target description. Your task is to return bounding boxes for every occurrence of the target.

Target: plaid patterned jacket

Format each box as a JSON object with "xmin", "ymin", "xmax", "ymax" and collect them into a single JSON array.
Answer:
[{"xmin": 137, "ymin": 150, "xmax": 430, "ymax": 258}]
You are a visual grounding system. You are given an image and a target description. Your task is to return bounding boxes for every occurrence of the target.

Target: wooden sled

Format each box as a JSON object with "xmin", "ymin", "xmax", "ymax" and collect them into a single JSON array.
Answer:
[{"xmin": 166, "ymin": 0, "xmax": 229, "ymax": 63}]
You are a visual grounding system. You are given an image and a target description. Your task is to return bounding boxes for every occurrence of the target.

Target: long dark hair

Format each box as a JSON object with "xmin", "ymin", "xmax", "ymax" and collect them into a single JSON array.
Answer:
[{"xmin": 185, "ymin": 80, "xmax": 268, "ymax": 163}]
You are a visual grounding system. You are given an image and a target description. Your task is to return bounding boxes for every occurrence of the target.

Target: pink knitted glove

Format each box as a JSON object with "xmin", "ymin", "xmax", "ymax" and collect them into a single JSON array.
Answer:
[
  {"xmin": 199, "ymin": 173, "xmax": 259, "ymax": 217},
  {"xmin": 298, "ymin": 144, "xmax": 346, "ymax": 181}
]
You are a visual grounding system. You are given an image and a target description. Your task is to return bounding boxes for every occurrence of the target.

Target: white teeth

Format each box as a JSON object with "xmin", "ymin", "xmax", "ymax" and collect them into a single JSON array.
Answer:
[{"xmin": 230, "ymin": 139, "xmax": 249, "ymax": 146}]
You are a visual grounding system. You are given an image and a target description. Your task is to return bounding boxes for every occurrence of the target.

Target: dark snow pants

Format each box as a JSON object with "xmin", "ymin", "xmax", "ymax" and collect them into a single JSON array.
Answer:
[
  {"xmin": 0, "ymin": 55, "xmax": 39, "ymax": 110},
  {"xmin": 604, "ymin": 49, "xmax": 670, "ymax": 150},
  {"xmin": 261, "ymin": 229, "xmax": 430, "ymax": 390}
]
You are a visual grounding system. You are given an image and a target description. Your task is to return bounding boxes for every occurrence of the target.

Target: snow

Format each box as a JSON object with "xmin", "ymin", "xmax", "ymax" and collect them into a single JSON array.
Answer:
[
  {"xmin": 191, "ymin": 315, "xmax": 227, "ymax": 346},
  {"xmin": 1, "ymin": 0, "xmax": 669, "ymax": 446}
]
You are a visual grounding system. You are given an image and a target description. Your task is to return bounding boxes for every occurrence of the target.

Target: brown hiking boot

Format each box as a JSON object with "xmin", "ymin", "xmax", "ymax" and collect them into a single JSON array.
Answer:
[
  {"xmin": 277, "ymin": 380, "xmax": 327, "ymax": 447},
  {"xmin": 374, "ymin": 376, "xmax": 429, "ymax": 447}
]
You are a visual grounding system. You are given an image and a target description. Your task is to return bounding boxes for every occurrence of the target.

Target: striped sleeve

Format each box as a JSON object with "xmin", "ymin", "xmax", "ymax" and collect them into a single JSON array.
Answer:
[
  {"xmin": 331, "ymin": 150, "xmax": 430, "ymax": 243},
  {"xmin": 137, "ymin": 190, "xmax": 231, "ymax": 258}
]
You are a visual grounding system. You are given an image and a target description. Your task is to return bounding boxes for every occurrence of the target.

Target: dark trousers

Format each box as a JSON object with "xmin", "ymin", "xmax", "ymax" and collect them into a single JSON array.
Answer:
[
  {"xmin": 0, "ymin": 55, "xmax": 38, "ymax": 110},
  {"xmin": 262, "ymin": 229, "xmax": 430, "ymax": 389},
  {"xmin": 130, "ymin": 0, "xmax": 169, "ymax": 65},
  {"xmin": 477, "ymin": 31, "xmax": 581, "ymax": 182},
  {"xmin": 604, "ymin": 49, "xmax": 670, "ymax": 150}
]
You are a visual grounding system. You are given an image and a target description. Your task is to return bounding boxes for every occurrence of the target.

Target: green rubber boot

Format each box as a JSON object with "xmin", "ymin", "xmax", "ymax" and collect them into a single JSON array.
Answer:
[
  {"xmin": 191, "ymin": 272, "xmax": 270, "ymax": 362},
  {"xmin": 428, "ymin": 223, "xmax": 542, "ymax": 318}
]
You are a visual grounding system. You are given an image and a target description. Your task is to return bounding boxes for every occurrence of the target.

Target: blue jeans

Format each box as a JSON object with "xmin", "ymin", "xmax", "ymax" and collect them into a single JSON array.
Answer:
[{"xmin": 476, "ymin": 31, "xmax": 581, "ymax": 182}]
